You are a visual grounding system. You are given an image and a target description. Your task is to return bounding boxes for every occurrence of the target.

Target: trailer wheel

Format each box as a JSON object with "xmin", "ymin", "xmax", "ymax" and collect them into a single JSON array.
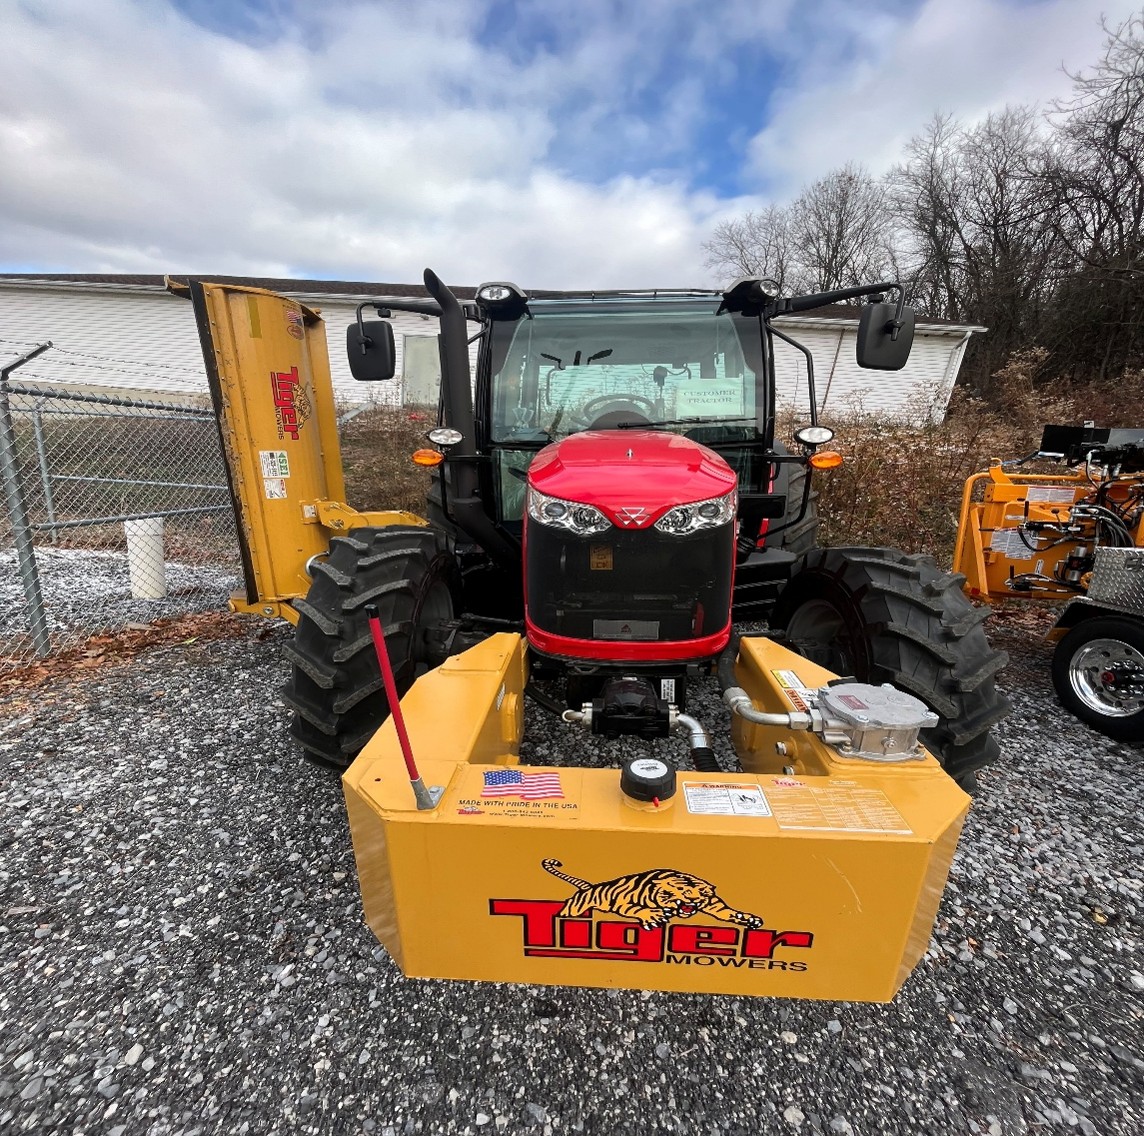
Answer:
[
  {"xmin": 771, "ymin": 547, "xmax": 1010, "ymax": 791},
  {"xmin": 284, "ymin": 525, "xmax": 459, "ymax": 771},
  {"xmin": 1051, "ymin": 617, "xmax": 1144, "ymax": 741}
]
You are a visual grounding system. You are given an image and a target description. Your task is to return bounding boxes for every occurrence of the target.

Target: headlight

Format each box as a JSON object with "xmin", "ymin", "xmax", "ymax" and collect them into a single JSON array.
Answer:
[
  {"xmin": 795, "ymin": 425, "xmax": 835, "ymax": 446},
  {"xmin": 654, "ymin": 491, "xmax": 737, "ymax": 535},
  {"xmin": 527, "ymin": 487, "xmax": 612, "ymax": 535}
]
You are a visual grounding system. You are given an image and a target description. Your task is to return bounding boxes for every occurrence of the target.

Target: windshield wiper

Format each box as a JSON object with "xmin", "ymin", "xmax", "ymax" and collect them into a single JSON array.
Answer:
[{"xmin": 615, "ymin": 416, "xmax": 756, "ymax": 429}]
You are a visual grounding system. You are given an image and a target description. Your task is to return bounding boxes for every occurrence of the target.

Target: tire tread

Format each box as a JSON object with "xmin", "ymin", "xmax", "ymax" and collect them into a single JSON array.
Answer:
[
  {"xmin": 772, "ymin": 546, "xmax": 1010, "ymax": 789},
  {"xmin": 283, "ymin": 525, "xmax": 457, "ymax": 770}
]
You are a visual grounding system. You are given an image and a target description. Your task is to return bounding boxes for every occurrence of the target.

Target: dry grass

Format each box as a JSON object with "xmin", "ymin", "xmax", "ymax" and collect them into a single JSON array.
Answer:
[
  {"xmin": 808, "ymin": 354, "xmax": 1144, "ymax": 562},
  {"xmin": 337, "ymin": 363, "xmax": 1144, "ymax": 567},
  {"xmin": 339, "ymin": 404, "xmax": 438, "ymax": 514}
]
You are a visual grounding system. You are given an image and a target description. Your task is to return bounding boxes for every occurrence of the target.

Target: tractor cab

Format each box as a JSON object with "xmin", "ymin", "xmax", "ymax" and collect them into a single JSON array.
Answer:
[{"xmin": 478, "ymin": 292, "xmax": 770, "ymax": 527}]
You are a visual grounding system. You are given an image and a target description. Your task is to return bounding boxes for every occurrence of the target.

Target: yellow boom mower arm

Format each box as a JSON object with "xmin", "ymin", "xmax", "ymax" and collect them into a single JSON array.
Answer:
[{"xmin": 169, "ymin": 278, "xmax": 424, "ymax": 622}]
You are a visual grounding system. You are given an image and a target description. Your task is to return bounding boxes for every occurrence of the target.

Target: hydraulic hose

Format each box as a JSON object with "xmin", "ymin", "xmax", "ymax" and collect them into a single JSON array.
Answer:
[
  {"xmin": 717, "ymin": 631, "xmax": 742, "ymax": 694},
  {"xmin": 717, "ymin": 631, "xmax": 812, "ymax": 730},
  {"xmin": 524, "ymin": 683, "xmax": 566, "ymax": 717},
  {"xmin": 676, "ymin": 712, "xmax": 720, "ymax": 773}
]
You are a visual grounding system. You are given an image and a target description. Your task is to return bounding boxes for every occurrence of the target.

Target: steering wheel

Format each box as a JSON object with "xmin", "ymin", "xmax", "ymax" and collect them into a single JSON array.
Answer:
[{"xmin": 578, "ymin": 393, "xmax": 658, "ymax": 429}]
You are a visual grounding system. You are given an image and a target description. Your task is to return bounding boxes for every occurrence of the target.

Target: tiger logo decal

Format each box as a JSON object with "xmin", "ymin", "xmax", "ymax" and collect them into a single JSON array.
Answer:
[{"xmin": 541, "ymin": 858, "xmax": 763, "ymax": 931}]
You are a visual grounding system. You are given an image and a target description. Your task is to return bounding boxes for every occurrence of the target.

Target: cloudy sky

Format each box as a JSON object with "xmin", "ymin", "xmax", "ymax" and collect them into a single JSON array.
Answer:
[{"xmin": 1, "ymin": 0, "xmax": 1138, "ymax": 288}]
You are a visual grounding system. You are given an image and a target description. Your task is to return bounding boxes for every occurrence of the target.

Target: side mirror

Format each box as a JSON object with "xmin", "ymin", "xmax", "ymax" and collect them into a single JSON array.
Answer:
[
  {"xmin": 856, "ymin": 303, "xmax": 914, "ymax": 370},
  {"xmin": 346, "ymin": 320, "xmax": 396, "ymax": 381}
]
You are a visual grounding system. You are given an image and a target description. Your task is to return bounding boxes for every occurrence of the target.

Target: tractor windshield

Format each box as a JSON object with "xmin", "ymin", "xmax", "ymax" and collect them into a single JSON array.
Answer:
[
  {"xmin": 484, "ymin": 300, "xmax": 768, "ymax": 522},
  {"xmin": 488, "ymin": 303, "xmax": 762, "ymax": 443}
]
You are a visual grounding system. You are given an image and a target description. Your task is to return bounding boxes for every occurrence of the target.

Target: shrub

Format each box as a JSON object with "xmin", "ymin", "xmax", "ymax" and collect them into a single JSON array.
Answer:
[{"xmin": 339, "ymin": 405, "xmax": 436, "ymax": 515}]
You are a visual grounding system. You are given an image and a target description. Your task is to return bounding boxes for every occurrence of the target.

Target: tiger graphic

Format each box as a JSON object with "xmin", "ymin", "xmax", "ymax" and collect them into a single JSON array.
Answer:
[{"xmin": 541, "ymin": 858, "xmax": 763, "ymax": 931}]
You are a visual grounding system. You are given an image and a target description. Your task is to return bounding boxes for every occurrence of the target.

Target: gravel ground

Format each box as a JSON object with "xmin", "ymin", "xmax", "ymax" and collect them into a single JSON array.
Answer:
[
  {"xmin": 0, "ymin": 547, "xmax": 239, "ymax": 664},
  {"xmin": 0, "ymin": 614, "xmax": 1141, "ymax": 1136}
]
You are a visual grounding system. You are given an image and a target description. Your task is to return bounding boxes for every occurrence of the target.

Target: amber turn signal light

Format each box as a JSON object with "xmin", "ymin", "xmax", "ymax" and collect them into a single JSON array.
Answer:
[
  {"xmin": 808, "ymin": 450, "xmax": 843, "ymax": 470},
  {"xmin": 412, "ymin": 448, "xmax": 445, "ymax": 467}
]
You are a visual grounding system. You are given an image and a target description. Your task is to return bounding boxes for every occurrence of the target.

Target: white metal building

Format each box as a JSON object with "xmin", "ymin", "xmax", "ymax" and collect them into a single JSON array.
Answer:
[{"xmin": 0, "ymin": 274, "xmax": 983, "ymax": 421}]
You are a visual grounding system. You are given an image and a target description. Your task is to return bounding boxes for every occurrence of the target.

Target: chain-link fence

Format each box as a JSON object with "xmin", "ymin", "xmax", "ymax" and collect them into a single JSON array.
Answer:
[{"xmin": 0, "ymin": 359, "xmax": 242, "ymax": 674}]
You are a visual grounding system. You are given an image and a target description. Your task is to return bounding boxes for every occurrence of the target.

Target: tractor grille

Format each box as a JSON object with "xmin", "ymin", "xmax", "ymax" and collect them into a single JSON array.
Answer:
[{"xmin": 525, "ymin": 522, "xmax": 734, "ymax": 644}]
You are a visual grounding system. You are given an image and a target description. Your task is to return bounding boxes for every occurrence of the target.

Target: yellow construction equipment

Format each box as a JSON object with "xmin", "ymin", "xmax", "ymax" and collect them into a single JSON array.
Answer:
[
  {"xmin": 954, "ymin": 424, "xmax": 1144, "ymax": 739},
  {"xmin": 343, "ymin": 632, "xmax": 967, "ymax": 1002},
  {"xmin": 176, "ymin": 270, "xmax": 1005, "ymax": 1001}
]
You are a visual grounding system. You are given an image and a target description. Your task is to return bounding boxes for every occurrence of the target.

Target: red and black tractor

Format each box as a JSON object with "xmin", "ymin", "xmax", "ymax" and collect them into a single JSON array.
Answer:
[{"xmin": 270, "ymin": 271, "xmax": 1008, "ymax": 791}]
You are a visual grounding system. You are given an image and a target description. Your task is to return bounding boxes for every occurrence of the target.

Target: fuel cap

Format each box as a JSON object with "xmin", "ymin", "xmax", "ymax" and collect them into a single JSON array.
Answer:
[{"xmin": 620, "ymin": 757, "xmax": 676, "ymax": 803}]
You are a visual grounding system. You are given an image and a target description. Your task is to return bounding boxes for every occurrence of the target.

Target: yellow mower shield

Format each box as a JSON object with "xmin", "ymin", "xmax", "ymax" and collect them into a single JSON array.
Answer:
[
  {"xmin": 174, "ymin": 278, "xmax": 425, "ymax": 621},
  {"xmin": 343, "ymin": 634, "xmax": 969, "ymax": 1003}
]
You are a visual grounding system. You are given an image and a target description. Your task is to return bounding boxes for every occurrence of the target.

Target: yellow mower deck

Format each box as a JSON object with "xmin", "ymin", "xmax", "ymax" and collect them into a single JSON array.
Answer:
[{"xmin": 344, "ymin": 634, "xmax": 969, "ymax": 1003}]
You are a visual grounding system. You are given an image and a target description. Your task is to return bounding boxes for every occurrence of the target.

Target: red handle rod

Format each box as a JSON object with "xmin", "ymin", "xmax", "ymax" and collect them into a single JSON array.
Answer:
[{"xmin": 366, "ymin": 606, "xmax": 420, "ymax": 784}]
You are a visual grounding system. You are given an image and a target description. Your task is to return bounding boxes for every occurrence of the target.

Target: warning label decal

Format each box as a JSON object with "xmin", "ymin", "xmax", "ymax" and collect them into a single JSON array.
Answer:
[
  {"xmin": 683, "ymin": 782, "xmax": 773, "ymax": 817},
  {"xmin": 772, "ymin": 669, "xmax": 810, "ymax": 712},
  {"xmin": 767, "ymin": 786, "xmax": 912, "ymax": 835},
  {"xmin": 1025, "ymin": 486, "xmax": 1078, "ymax": 504},
  {"xmin": 259, "ymin": 450, "xmax": 290, "ymax": 478},
  {"xmin": 263, "ymin": 478, "xmax": 287, "ymax": 500},
  {"xmin": 989, "ymin": 527, "xmax": 1036, "ymax": 560}
]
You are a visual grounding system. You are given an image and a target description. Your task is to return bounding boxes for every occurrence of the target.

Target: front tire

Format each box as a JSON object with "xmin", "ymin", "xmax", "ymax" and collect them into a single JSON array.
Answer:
[
  {"xmin": 284, "ymin": 525, "xmax": 459, "ymax": 770},
  {"xmin": 771, "ymin": 547, "xmax": 1010, "ymax": 791},
  {"xmin": 1051, "ymin": 617, "xmax": 1144, "ymax": 741}
]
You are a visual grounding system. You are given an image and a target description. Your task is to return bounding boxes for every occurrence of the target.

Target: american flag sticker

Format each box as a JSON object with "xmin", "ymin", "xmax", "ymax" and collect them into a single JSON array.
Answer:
[
  {"xmin": 481, "ymin": 769, "xmax": 564, "ymax": 799},
  {"xmin": 285, "ymin": 307, "xmax": 304, "ymax": 339}
]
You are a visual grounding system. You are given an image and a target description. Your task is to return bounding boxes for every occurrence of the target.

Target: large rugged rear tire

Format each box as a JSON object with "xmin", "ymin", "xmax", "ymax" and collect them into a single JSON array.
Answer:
[
  {"xmin": 771, "ymin": 547, "xmax": 1010, "ymax": 791},
  {"xmin": 284, "ymin": 525, "xmax": 459, "ymax": 770},
  {"xmin": 770, "ymin": 447, "xmax": 819, "ymax": 556}
]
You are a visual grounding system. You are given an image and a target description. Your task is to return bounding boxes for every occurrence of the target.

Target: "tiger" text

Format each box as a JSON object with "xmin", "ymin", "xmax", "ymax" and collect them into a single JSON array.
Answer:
[{"xmin": 489, "ymin": 899, "xmax": 814, "ymax": 965}]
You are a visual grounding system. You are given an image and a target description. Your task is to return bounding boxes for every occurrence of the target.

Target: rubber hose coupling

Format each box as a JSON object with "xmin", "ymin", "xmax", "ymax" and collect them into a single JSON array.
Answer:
[{"xmin": 690, "ymin": 746, "xmax": 721, "ymax": 773}]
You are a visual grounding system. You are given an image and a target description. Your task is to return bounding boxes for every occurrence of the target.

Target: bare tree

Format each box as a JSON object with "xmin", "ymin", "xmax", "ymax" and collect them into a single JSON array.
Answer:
[
  {"xmin": 890, "ymin": 108, "xmax": 1064, "ymax": 391},
  {"xmin": 1042, "ymin": 11, "xmax": 1144, "ymax": 380},
  {"xmin": 702, "ymin": 13, "xmax": 1144, "ymax": 397},
  {"xmin": 789, "ymin": 163, "xmax": 897, "ymax": 292},
  {"xmin": 704, "ymin": 165, "xmax": 896, "ymax": 295},
  {"xmin": 703, "ymin": 206, "xmax": 795, "ymax": 290},
  {"xmin": 890, "ymin": 114, "xmax": 968, "ymax": 320}
]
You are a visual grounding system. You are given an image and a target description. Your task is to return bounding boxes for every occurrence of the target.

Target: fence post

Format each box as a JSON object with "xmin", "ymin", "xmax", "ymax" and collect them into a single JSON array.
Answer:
[
  {"xmin": 31, "ymin": 400, "xmax": 58, "ymax": 545},
  {"xmin": 0, "ymin": 344, "xmax": 53, "ymax": 658}
]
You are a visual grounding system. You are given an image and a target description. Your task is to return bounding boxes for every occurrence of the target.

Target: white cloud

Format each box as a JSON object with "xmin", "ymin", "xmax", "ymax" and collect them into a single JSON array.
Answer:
[
  {"xmin": 745, "ymin": 0, "xmax": 1142, "ymax": 197},
  {"xmin": 0, "ymin": 0, "xmax": 1138, "ymax": 288}
]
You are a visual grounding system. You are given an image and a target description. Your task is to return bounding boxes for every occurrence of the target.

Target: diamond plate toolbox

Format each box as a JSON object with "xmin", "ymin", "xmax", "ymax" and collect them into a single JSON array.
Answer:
[{"xmin": 1087, "ymin": 546, "xmax": 1144, "ymax": 615}]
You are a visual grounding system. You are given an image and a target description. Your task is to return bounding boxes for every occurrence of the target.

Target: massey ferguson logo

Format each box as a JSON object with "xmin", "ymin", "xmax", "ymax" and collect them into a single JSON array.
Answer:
[
  {"xmin": 489, "ymin": 859, "xmax": 813, "ymax": 970},
  {"xmin": 270, "ymin": 366, "xmax": 312, "ymax": 441},
  {"xmin": 616, "ymin": 506, "xmax": 648, "ymax": 526}
]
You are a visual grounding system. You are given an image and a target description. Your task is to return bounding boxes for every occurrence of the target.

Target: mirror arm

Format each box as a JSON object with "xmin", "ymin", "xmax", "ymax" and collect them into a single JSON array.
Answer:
[
  {"xmin": 768, "ymin": 324, "xmax": 817, "ymax": 426},
  {"xmin": 781, "ymin": 281, "xmax": 899, "ymax": 314},
  {"xmin": 352, "ymin": 302, "xmax": 382, "ymax": 354},
  {"xmin": 889, "ymin": 284, "xmax": 907, "ymax": 342}
]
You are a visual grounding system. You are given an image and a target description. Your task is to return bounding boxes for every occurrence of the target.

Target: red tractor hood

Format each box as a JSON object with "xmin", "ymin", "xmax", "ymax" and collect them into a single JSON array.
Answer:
[{"xmin": 527, "ymin": 430, "xmax": 737, "ymax": 530}]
